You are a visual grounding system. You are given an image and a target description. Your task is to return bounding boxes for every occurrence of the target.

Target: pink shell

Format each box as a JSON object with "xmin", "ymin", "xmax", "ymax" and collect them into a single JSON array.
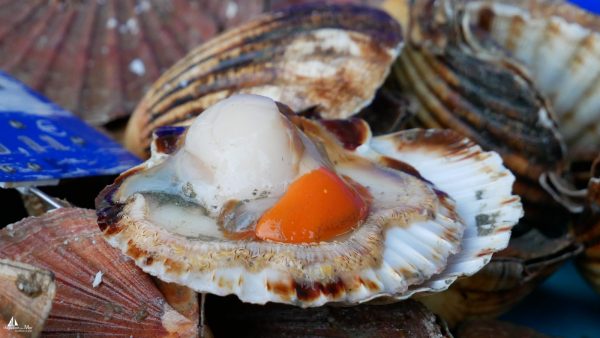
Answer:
[
  {"xmin": 0, "ymin": 0, "xmax": 263, "ymax": 125},
  {"xmin": 0, "ymin": 208, "xmax": 197, "ymax": 336}
]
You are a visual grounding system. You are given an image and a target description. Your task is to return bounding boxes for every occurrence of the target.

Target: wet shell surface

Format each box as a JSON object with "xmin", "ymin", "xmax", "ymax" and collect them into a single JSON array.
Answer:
[
  {"xmin": 0, "ymin": 208, "xmax": 197, "ymax": 336},
  {"xmin": 0, "ymin": 0, "xmax": 265, "ymax": 125},
  {"xmin": 125, "ymin": 3, "xmax": 403, "ymax": 157},
  {"xmin": 0, "ymin": 259, "xmax": 55, "ymax": 338},
  {"xmin": 97, "ymin": 95, "xmax": 522, "ymax": 307},
  {"xmin": 461, "ymin": 0, "xmax": 600, "ymax": 153}
]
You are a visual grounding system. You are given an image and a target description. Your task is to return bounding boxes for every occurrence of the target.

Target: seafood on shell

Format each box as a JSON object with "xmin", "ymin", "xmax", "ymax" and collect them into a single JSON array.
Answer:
[
  {"xmin": 0, "ymin": 259, "xmax": 55, "ymax": 338},
  {"xmin": 124, "ymin": 3, "xmax": 404, "ymax": 158},
  {"xmin": 97, "ymin": 94, "xmax": 522, "ymax": 307},
  {"xmin": 0, "ymin": 208, "xmax": 197, "ymax": 336}
]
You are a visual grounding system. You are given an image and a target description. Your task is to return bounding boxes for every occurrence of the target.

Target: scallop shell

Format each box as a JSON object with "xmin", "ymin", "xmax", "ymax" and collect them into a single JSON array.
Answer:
[
  {"xmin": 575, "ymin": 154, "xmax": 600, "ymax": 293},
  {"xmin": 456, "ymin": 319, "xmax": 549, "ymax": 338},
  {"xmin": 419, "ymin": 221, "xmax": 581, "ymax": 327},
  {"xmin": 0, "ymin": 259, "xmax": 56, "ymax": 338},
  {"xmin": 206, "ymin": 296, "xmax": 452, "ymax": 337},
  {"xmin": 461, "ymin": 0, "xmax": 600, "ymax": 153},
  {"xmin": 0, "ymin": 0, "xmax": 266, "ymax": 125},
  {"xmin": 98, "ymin": 101, "xmax": 521, "ymax": 307},
  {"xmin": 393, "ymin": 37, "xmax": 565, "ymax": 181},
  {"xmin": 0, "ymin": 208, "xmax": 197, "ymax": 336},
  {"xmin": 124, "ymin": 3, "xmax": 403, "ymax": 157}
]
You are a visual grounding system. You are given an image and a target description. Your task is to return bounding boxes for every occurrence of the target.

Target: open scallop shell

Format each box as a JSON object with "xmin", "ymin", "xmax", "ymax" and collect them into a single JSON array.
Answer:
[
  {"xmin": 461, "ymin": 0, "xmax": 600, "ymax": 153},
  {"xmin": 97, "ymin": 107, "xmax": 521, "ymax": 307},
  {"xmin": 0, "ymin": 259, "xmax": 55, "ymax": 338},
  {"xmin": 0, "ymin": 0, "xmax": 265, "ymax": 125},
  {"xmin": 0, "ymin": 208, "xmax": 197, "ymax": 336},
  {"xmin": 124, "ymin": 3, "xmax": 403, "ymax": 157}
]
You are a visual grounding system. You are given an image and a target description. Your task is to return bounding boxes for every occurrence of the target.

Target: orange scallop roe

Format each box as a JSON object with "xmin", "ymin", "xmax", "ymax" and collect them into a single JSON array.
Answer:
[{"xmin": 255, "ymin": 167, "xmax": 369, "ymax": 243}]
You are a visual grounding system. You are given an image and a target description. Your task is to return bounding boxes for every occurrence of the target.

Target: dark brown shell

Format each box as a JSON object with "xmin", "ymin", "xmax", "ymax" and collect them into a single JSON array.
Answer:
[
  {"xmin": 456, "ymin": 319, "xmax": 549, "ymax": 338},
  {"xmin": 418, "ymin": 216, "xmax": 581, "ymax": 328},
  {"xmin": 125, "ymin": 3, "xmax": 403, "ymax": 157},
  {"xmin": 0, "ymin": 208, "xmax": 197, "ymax": 336},
  {"xmin": 393, "ymin": 43, "xmax": 565, "ymax": 181},
  {"xmin": 0, "ymin": 0, "xmax": 265, "ymax": 125},
  {"xmin": 574, "ymin": 154, "xmax": 600, "ymax": 293},
  {"xmin": 206, "ymin": 296, "xmax": 452, "ymax": 337},
  {"xmin": 0, "ymin": 259, "xmax": 55, "ymax": 338}
]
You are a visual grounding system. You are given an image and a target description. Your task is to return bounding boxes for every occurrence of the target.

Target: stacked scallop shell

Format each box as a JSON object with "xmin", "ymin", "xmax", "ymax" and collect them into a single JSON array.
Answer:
[
  {"xmin": 1, "ymin": 0, "xmax": 585, "ymax": 334},
  {"xmin": 459, "ymin": 0, "xmax": 600, "ymax": 298},
  {"xmin": 124, "ymin": 3, "xmax": 404, "ymax": 157},
  {"xmin": 107, "ymin": 4, "xmax": 524, "ymax": 310},
  {"xmin": 461, "ymin": 0, "xmax": 600, "ymax": 154},
  {"xmin": 387, "ymin": 0, "xmax": 594, "ymax": 325}
]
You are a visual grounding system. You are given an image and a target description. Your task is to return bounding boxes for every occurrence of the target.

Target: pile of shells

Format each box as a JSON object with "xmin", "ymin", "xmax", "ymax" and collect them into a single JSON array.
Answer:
[
  {"xmin": 0, "ymin": 0, "xmax": 382, "ymax": 126},
  {"xmin": 1, "ymin": 1, "xmax": 598, "ymax": 336},
  {"xmin": 384, "ymin": 0, "xmax": 597, "ymax": 325}
]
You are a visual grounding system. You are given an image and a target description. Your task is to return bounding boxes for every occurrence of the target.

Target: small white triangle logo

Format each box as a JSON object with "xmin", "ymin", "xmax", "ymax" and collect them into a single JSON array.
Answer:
[{"xmin": 7, "ymin": 316, "xmax": 18, "ymax": 329}]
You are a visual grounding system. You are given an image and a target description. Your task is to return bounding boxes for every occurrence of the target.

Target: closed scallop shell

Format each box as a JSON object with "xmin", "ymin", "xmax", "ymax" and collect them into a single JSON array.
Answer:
[
  {"xmin": 393, "ymin": 42, "xmax": 565, "ymax": 181},
  {"xmin": 124, "ymin": 3, "xmax": 403, "ymax": 157},
  {"xmin": 0, "ymin": 0, "xmax": 265, "ymax": 125},
  {"xmin": 0, "ymin": 259, "xmax": 56, "ymax": 338},
  {"xmin": 0, "ymin": 208, "xmax": 197, "ymax": 336},
  {"xmin": 461, "ymin": 0, "xmax": 600, "ymax": 153}
]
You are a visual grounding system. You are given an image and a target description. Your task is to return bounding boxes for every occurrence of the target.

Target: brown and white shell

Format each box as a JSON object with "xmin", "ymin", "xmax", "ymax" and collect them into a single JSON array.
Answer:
[
  {"xmin": 0, "ymin": 208, "xmax": 197, "ymax": 336},
  {"xmin": 392, "ymin": 0, "xmax": 565, "ymax": 182},
  {"xmin": 98, "ymin": 100, "xmax": 522, "ymax": 307},
  {"xmin": 461, "ymin": 0, "xmax": 600, "ymax": 154},
  {"xmin": 124, "ymin": 3, "xmax": 404, "ymax": 157},
  {"xmin": 0, "ymin": 259, "xmax": 55, "ymax": 338},
  {"xmin": 0, "ymin": 0, "xmax": 265, "ymax": 125}
]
